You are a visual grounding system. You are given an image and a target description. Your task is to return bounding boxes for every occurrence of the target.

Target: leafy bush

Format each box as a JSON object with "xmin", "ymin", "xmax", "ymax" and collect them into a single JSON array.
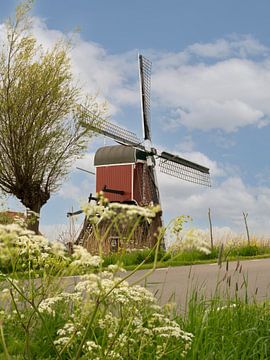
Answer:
[
  {"xmin": 170, "ymin": 247, "xmax": 219, "ymax": 263},
  {"xmin": 0, "ymin": 222, "xmax": 193, "ymax": 359},
  {"xmin": 0, "ymin": 212, "xmax": 14, "ymax": 225},
  {"xmin": 103, "ymin": 248, "xmax": 167, "ymax": 267},
  {"xmin": 229, "ymin": 244, "xmax": 259, "ymax": 257}
]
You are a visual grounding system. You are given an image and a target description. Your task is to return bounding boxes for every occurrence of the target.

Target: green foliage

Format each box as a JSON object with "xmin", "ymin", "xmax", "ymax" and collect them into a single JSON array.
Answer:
[
  {"xmin": 0, "ymin": 223, "xmax": 192, "ymax": 359},
  {"xmin": 0, "ymin": 213, "xmax": 13, "ymax": 225},
  {"xmin": 228, "ymin": 244, "xmax": 260, "ymax": 257},
  {"xmin": 0, "ymin": 1, "xmax": 106, "ymax": 232},
  {"xmin": 170, "ymin": 247, "xmax": 219, "ymax": 263},
  {"xmin": 180, "ymin": 293, "xmax": 270, "ymax": 359},
  {"xmin": 103, "ymin": 248, "xmax": 167, "ymax": 267},
  {"xmin": 171, "ymin": 215, "xmax": 192, "ymax": 235}
]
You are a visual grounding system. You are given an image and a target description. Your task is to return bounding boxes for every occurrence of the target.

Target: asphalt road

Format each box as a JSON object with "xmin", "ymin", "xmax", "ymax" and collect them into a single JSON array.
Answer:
[
  {"xmin": 64, "ymin": 258, "xmax": 270, "ymax": 311},
  {"xmin": 126, "ymin": 258, "xmax": 270, "ymax": 311}
]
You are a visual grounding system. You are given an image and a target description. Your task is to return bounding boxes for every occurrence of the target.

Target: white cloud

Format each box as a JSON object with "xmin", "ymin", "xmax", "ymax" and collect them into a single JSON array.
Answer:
[
  {"xmin": 28, "ymin": 17, "xmax": 140, "ymax": 116},
  {"xmin": 152, "ymin": 57, "xmax": 270, "ymax": 132},
  {"xmin": 73, "ymin": 152, "xmax": 96, "ymax": 173},
  {"xmin": 158, "ymin": 146, "xmax": 223, "ymax": 177},
  {"xmin": 2, "ymin": 18, "xmax": 270, "ymax": 133},
  {"xmin": 158, "ymin": 173, "xmax": 270, "ymax": 235},
  {"xmin": 40, "ymin": 220, "xmax": 82, "ymax": 242},
  {"xmin": 187, "ymin": 35, "xmax": 269, "ymax": 59}
]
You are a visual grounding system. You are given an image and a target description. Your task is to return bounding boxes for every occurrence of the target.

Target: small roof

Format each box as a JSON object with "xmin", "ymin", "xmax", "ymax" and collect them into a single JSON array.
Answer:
[{"xmin": 94, "ymin": 145, "xmax": 146, "ymax": 166}]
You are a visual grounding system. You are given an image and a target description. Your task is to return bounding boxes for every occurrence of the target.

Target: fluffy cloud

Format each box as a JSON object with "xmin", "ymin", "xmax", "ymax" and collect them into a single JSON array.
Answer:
[
  {"xmin": 187, "ymin": 35, "xmax": 269, "ymax": 59},
  {"xmin": 22, "ymin": 17, "xmax": 139, "ymax": 116},
  {"xmin": 152, "ymin": 57, "xmax": 270, "ymax": 132},
  {"xmin": 158, "ymin": 172, "xmax": 270, "ymax": 235},
  {"xmin": 40, "ymin": 221, "xmax": 82, "ymax": 242},
  {"xmin": 14, "ymin": 19, "xmax": 270, "ymax": 133},
  {"xmin": 3, "ymin": 17, "xmax": 270, "ymax": 133}
]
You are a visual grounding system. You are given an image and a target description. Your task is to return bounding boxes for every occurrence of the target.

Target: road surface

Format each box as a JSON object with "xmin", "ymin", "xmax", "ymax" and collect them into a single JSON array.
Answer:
[
  {"xmin": 65, "ymin": 258, "xmax": 270, "ymax": 311},
  {"xmin": 125, "ymin": 258, "xmax": 270, "ymax": 310}
]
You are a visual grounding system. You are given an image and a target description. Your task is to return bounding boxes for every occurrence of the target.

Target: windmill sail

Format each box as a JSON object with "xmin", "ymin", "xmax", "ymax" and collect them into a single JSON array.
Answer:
[
  {"xmin": 139, "ymin": 55, "xmax": 152, "ymax": 141},
  {"xmin": 159, "ymin": 151, "xmax": 211, "ymax": 187},
  {"xmin": 138, "ymin": 55, "xmax": 161, "ymax": 204},
  {"xmin": 80, "ymin": 106, "xmax": 143, "ymax": 148}
]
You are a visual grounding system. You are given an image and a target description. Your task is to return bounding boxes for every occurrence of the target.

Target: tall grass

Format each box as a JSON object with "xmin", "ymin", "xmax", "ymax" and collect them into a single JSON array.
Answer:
[
  {"xmin": 179, "ymin": 291, "xmax": 270, "ymax": 359},
  {"xmin": 0, "ymin": 202, "xmax": 270, "ymax": 359}
]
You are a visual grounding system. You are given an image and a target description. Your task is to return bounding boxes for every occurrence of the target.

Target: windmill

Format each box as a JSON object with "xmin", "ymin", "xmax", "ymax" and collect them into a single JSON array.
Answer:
[{"xmin": 71, "ymin": 55, "xmax": 210, "ymax": 254}]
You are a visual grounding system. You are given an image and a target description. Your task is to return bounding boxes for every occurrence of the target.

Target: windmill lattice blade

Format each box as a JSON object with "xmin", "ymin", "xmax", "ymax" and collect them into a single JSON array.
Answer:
[
  {"xmin": 81, "ymin": 106, "xmax": 142, "ymax": 147},
  {"xmin": 139, "ymin": 55, "xmax": 152, "ymax": 141},
  {"xmin": 159, "ymin": 153, "xmax": 211, "ymax": 187}
]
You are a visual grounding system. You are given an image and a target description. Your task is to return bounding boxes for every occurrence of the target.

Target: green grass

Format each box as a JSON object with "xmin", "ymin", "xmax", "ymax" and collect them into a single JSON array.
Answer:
[
  {"xmin": 179, "ymin": 293, "xmax": 270, "ymax": 359},
  {"xmin": 1, "ymin": 217, "xmax": 270, "ymax": 359},
  {"xmin": 104, "ymin": 245, "xmax": 270, "ymax": 271},
  {"xmin": 103, "ymin": 248, "xmax": 169, "ymax": 267}
]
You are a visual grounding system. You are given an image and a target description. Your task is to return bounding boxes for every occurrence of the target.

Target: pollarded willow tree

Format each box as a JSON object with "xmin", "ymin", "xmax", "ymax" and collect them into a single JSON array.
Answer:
[{"xmin": 0, "ymin": 1, "xmax": 105, "ymax": 233}]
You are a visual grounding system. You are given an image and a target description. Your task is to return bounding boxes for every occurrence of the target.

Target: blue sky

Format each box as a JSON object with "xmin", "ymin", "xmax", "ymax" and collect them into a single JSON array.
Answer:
[{"xmin": 1, "ymin": 0, "xmax": 270, "ymax": 240}]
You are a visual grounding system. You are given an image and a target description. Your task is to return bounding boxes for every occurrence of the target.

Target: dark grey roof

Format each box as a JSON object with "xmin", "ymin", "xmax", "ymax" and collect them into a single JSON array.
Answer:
[{"xmin": 94, "ymin": 145, "xmax": 147, "ymax": 166}]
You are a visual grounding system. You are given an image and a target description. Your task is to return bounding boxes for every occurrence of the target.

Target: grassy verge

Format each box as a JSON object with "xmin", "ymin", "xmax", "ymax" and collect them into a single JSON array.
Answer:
[
  {"xmin": 103, "ymin": 246, "xmax": 270, "ymax": 271},
  {"xmin": 180, "ymin": 294, "xmax": 270, "ymax": 359},
  {"xmin": 0, "ymin": 223, "xmax": 270, "ymax": 359}
]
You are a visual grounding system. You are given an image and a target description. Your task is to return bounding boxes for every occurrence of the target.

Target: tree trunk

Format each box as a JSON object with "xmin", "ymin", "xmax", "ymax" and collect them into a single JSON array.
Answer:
[
  {"xmin": 18, "ymin": 186, "xmax": 50, "ymax": 234},
  {"xmin": 26, "ymin": 205, "xmax": 41, "ymax": 234}
]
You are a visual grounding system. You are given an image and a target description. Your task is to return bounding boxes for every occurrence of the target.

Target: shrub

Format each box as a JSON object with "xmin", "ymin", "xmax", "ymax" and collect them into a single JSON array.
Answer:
[{"xmin": 0, "ymin": 223, "xmax": 193, "ymax": 359}]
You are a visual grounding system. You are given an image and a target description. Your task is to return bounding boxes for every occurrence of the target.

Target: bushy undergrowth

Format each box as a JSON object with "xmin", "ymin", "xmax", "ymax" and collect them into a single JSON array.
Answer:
[
  {"xmin": 0, "ymin": 214, "xmax": 192, "ymax": 359},
  {"xmin": 103, "ymin": 248, "xmax": 169, "ymax": 267},
  {"xmin": 105, "ymin": 242, "xmax": 270, "ymax": 269},
  {"xmin": 1, "ymin": 203, "xmax": 270, "ymax": 359}
]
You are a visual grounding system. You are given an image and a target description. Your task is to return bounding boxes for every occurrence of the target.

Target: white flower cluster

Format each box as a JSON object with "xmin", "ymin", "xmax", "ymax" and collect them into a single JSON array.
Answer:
[
  {"xmin": 0, "ymin": 224, "xmax": 68, "ymax": 273},
  {"xmin": 82, "ymin": 201, "xmax": 160, "ymax": 225},
  {"xmin": 71, "ymin": 245, "xmax": 103, "ymax": 268},
  {"xmin": 0, "ymin": 222, "xmax": 193, "ymax": 359},
  {"xmin": 107, "ymin": 263, "xmax": 126, "ymax": 273},
  {"xmin": 52, "ymin": 271, "xmax": 193, "ymax": 358},
  {"xmin": 216, "ymin": 303, "xmax": 237, "ymax": 312},
  {"xmin": 169, "ymin": 228, "xmax": 211, "ymax": 255},
  {"xmin": 39, "ymin": 292, "xmax": 76, "ymax": 316},
  {"xmin": 0, "ymin": 224, "xmax": 105, "ymax": 274}
]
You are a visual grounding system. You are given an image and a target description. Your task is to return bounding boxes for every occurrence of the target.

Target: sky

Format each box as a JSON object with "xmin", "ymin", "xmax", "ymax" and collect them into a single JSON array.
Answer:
[{"xmin": 1, "ymin": 0, "xmax": 270, "ymax": 241}]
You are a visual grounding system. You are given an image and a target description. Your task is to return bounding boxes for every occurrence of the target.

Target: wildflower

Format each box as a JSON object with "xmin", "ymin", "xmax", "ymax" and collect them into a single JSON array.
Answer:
[
  {"xmin": 82, "ymin": 201, "xmax": 160, "ymax": 224},
  {"xmin": 107, "ymin": 263, "xmax": 126, "ymax": 273},
  {"xmin": 71, "ymin": 245, "xmax": 103, "ymax": 267},
  {"xmin": 216, "ymin": 303, "xmax": 237, "ymax": 311},
  {"xmin": 38, "ymin": 293, "xmax": 70, "ymax": 316},
  {"xmin": 169, "ymin": 227, "xmax": 211, "ymax": 255},
  {"xmin": 84, "ymin": 340, "xmax": 101, "ymax": 352}
]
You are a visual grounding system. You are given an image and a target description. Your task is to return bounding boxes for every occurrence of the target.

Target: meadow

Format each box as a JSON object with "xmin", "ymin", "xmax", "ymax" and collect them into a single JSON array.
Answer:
[{"xmin": 0, "ymin": 203, "xmax": 269, "ymax": 359}]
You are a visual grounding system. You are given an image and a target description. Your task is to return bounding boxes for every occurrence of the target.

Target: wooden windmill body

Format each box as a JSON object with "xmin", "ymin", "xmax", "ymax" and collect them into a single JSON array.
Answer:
[{"xmin": 72, "ymin": 55, "xmax": 210, "ymax": 254}]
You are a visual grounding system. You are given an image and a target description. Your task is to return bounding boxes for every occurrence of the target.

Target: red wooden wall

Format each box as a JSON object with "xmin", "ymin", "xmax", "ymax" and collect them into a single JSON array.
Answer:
[{"xmin": 96, "ymin": 164, "xmax": 133, "ymax": 202}]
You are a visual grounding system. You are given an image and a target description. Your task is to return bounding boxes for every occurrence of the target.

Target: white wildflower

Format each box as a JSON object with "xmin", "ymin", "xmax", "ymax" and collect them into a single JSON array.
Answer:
[
  {"xmin": 108, "ymin": 264, "xmax": 126, "ymax": 273},
  {"xmin": 169, "ymin": 227, "xmax": 211, "ymax": 255},
  {"xmin": 217, "ymin": 303, "xmax": 237, "ymax": 311},
  {"xmin": 71, "ymin": 245, "xmax": 103, "ymax": 267},
  {"xmin": 50, "ymin": 241, "xmax": 67, "ymax": 258},
  {"xmin": 38, "ymin": 293, "xmax": 70, "ymax": 315}
]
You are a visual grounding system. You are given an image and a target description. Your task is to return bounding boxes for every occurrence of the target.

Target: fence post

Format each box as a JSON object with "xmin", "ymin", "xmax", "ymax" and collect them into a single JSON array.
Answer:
[
  {"xmin": 242, "ymin": 211, "xmax": 250, "ymax": 245},
  {"xmin": 208, "ymin": 208, "xmax": 214, "ymax": 251}
]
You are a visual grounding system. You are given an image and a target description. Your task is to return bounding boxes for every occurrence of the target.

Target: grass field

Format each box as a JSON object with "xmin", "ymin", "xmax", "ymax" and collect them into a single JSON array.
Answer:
[
  {"xmin": 1, "ymin": 202, "xmax": 270, "ymax": 359},
  {"xmin": 103, "ymin": 240, "xmax": 270, "ymax": 271}
]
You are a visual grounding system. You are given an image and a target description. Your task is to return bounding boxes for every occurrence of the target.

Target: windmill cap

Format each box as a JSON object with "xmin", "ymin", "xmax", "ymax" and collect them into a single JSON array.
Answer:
[{"xmin": 94, "ymin": 145, "xmax": 147, "ymax": 166}]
